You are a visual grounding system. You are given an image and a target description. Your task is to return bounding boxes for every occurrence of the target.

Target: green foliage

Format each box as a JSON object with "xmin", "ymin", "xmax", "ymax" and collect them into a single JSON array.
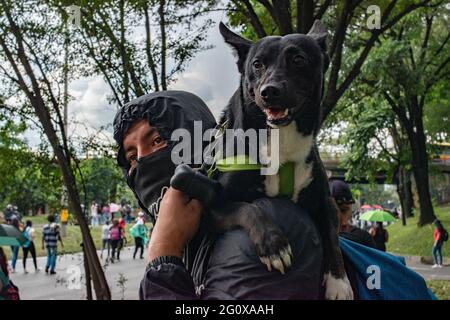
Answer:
[
  {"xmin": 341, "ymin": 101, "xmax": 398, "ymax": 183},
  {"xmin": 425, "ymin": 81, "xmax": 450, "ymax": 142},
  {"xmin": 352, "ymin": 183, "xmax": 399, "ymax": 206},
  {"xmin": 335, "ymin": 4, "xmax": 449, "ymax": 193},
  {"xmin": 0, "ymin": 118, "xmax": 62, "ymax": 214},
  {"xmin": 387, "ymin": 204, "xmax": 450, "ymax": 257},
  {"xmin": 426, "ymin": 280, "xmax": 450, "ymax": 300},
  {"xmin": 76, "ymin": 157, "xmax": 136, "ymax": 206}
]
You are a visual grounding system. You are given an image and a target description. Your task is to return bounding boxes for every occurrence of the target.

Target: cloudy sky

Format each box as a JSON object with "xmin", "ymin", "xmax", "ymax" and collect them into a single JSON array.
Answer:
[{"xmin": 25, "ymin": 12, "xmax": 240, "ymax": 148}]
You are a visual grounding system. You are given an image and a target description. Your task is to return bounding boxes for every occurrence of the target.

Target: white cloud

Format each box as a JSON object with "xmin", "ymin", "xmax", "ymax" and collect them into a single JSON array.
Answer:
[
  {"xmin": 25, "ymin": 14, "xmax": 241, "ymax": 147},
  {"xmin": 170, "ymin": 23, "xmax": 240, "ymax": 119}
]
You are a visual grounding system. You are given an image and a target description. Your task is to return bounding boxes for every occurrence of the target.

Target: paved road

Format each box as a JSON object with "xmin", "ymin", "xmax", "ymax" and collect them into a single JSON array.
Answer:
[
  {"xmin": 8, "ymin": 250, "xmax": 450, "ymax": 300},
  {"xmin": 403, "ymin": 256, "xmax": 450, "ymax": 280},
  {"xmin": 9, "ymin": 246, "xmax": 146, "ymax": 300}
]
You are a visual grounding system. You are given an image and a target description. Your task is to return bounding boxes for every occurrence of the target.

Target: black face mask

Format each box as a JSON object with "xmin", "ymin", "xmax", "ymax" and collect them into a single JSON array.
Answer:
[{"xmin": 127, "ymin": 147, "xmax": 176, "ymax": 219}]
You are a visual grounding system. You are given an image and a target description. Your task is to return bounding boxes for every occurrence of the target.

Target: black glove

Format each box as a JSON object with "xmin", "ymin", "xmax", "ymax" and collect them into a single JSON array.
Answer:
[{"xmin": 170, "ymin": 164, "xmax": 222, "ymax": 207}]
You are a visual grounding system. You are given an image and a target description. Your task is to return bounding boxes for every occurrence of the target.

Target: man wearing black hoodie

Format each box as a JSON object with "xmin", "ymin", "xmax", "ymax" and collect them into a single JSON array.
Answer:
[{"xmin": 113, "ymin": 90, "xmax": 324, "ymax": 299}]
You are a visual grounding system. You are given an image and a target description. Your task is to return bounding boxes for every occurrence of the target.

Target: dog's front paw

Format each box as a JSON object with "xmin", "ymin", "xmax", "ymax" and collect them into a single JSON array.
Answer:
[
  {"xmin": 250, "ymin": 223, "xmax": 292, "ymax": 274},
  {"xmin": 323, "ymin": 272, "xmax": 354, "ymax": 300}
]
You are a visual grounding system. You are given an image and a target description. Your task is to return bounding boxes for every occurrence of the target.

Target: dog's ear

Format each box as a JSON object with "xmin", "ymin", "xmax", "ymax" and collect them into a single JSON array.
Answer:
[
  {"xmin": 307, "ymin": 20, "xmax": 327, "ymax": 53},
  {"xmin": 219, "ymin": 22, "xmax": 252, "ymax": 74},
  {"xmin": 307, "ymin": 20, "xmax": 329, "ymax": 71}
]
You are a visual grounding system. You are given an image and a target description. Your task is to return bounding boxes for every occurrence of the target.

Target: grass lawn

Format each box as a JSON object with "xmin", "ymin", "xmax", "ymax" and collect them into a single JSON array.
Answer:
[
  {"xmin": 387, "ymin": 204, "xmax": 450, "ymax": 258},
  {"xmin": 3, "ymin": 216, "xmax": 147, "ymax": 260},
  {"xmin": 426, "ymin": 280, "xmax": 450, "ymax": 300}
]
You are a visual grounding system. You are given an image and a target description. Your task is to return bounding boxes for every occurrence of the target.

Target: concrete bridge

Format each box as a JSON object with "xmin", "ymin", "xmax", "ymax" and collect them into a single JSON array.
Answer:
[{"xmin": 321, "ymin": 153, "xmax": 450, "ymax": 185}]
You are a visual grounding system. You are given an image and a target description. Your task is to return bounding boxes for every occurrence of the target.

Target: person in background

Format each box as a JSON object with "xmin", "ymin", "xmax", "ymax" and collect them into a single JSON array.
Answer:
[
  {"xmin": 119, "ymin": 214, "xmax": 126, "ymax": 229},
  {"xmin": 42, "ymin": 214, "xmax": 64, "ymax": 274},
  {"xmin": 59, "ymin": 207, "xmax": 69, "ymax": 238},
  {"xmin": 329, "ymin": 180, "xmax": 376, "ymax": 249},
  {"xmin": 130, "ymin": 212, "xmax": 148, "ymax": 259},
  {"xmin": 90, "ymin": 201, "xmax": 99, "ymax": 227},
  {"xmin": 0, "ymin": 247, "xmax": 20, "ymax": 300},
  {"xmin": 97, "ymin": 204, "xmax": 102, "ymax": 224},
  {"xmin": 432, "ymin": 219, "xmax": 445, "ymax": 268},
  {"xmin": 124, "ymin": 204, "xmax": 133, "ymax": 224},
  {"xmin": 135, "ymin": 211, "xmax": 145, "ymax": 224},
  {"xmin": 109, "ymin": 219, "xmax": 123, "ymax": 263},
  {"xmin": 100, "ymin": 220, "xmax": 110, "ymax": 260},
  {"xmin": 118, "ymin": 214, "xmax": 127, "ymax": 254},
  {"xmin": 9, "ymin": 216, "xmax": 22, "ymax": 273},
  {"xmin": 102, "ymin": 204, "xmax": 110, "ymax": 225},
  {"xmin": 22, "ymin": 220, "xmax": 39, "ymax": 273},
  {"xmin": 369, "ymin": 222, "xmax": 389, "ymax": 252}
]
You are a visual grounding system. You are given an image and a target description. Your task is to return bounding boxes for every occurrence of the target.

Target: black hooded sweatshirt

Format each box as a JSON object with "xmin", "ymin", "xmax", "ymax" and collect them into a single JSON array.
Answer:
[{"xmin": 113, "ymin": 90, "xmax": 324, "ymax": 299}]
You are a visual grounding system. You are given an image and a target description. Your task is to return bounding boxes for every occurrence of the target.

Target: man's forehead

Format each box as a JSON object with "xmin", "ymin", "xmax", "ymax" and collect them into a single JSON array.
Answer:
[{"xmin": 123, "ymin": 119, "xmax": 155, "ymax": 145}]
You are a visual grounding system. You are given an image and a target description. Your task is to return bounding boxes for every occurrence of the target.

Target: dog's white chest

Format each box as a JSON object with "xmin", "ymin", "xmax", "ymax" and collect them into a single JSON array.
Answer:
[{"xmin": 262, "ymin": 122, "xmax": 314, "ymax": 202}]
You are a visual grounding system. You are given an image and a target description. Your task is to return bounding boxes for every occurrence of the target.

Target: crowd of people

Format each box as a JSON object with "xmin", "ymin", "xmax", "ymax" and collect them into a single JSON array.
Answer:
[
  {"xmin": 90, "ymin": 201, "xmax": 151, "ymax": 264},
  {"xmin": 329, "ymin": 180, "xmax": 447, "ymax": 268},
  {"xmin": 0, "ymin": 202, "xmax": 152, "ymax": 299}
]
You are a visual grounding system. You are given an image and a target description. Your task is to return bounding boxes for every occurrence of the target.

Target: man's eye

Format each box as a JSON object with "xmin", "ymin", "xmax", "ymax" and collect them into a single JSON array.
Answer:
[
  {"xmin": 153, "ymin": 136, "xmax": 164, "ymax": 146},
  {"xmin": 127, "ymin": 154, "xmax": 137, "ymax": 164}
]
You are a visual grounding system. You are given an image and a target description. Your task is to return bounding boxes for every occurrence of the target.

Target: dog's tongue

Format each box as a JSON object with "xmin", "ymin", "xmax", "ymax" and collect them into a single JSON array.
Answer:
[{"xmin": 265, "ymin": 108, "xmax": 288, "ymax": 120}]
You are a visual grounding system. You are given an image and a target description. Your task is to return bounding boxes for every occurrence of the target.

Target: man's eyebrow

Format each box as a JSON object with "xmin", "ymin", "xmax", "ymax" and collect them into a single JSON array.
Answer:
[
  {"xmin": 124, "ymin": 144, "xmax": 135, "ymax": 154},
  {"xmin": 145, "ymin": 126, "xmax": 157, "ymax": 137}
]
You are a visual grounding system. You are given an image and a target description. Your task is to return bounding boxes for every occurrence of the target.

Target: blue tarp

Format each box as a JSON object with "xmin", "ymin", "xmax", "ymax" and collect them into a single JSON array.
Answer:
[{"xmin": 339, "ymin": 237, "xmax": 437, "ymax": 300}]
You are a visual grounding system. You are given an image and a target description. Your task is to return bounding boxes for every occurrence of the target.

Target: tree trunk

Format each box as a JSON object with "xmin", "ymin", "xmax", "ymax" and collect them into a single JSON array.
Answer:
[
  {"xmin": 143, "ymin": 2, "xmax": 160, "ymax": 91},
  {"xmin": 403, "ymin": 169, "xmax": 414, "ymax": 218},
  {"xmin": 82, "ymin": 243, "xmax": 93, "ymax": 300},
  {"xmin": 296, "ymin": 0, "xmax": 314, "ymax": 33},
  {"xmin": 0, "ymin": 2, "xmax": 111, "ymax": 299},
  {"xmin": 159, "ymin": 0, "xmax": 167, "ymax": 90},
  {"xmin": 397, "ymin": 165, "xmax": 413, "ymax": 225},
  {"xmin": 119, "ymin": 0, "xmax": 130, "ymax": 102},
  {"xmin": 407, "ymin": 111, "xmax": 436, "ymax": 226},
  {"xmin": 397, "ymin": 166, "xmax": 406, "ymax": 226}
]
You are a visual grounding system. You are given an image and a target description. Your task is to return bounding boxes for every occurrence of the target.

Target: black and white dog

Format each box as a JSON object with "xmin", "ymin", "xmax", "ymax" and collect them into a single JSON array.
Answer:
[{"xmin": 211, "ymin": 20, "xmax": 353, "ymax": 300}]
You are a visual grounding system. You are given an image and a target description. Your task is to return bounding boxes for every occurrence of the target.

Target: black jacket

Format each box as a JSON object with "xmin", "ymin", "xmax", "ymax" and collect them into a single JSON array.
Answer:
[{"xmin": 139, "ymin": 197, "xmax": 324, "ymax": 300}]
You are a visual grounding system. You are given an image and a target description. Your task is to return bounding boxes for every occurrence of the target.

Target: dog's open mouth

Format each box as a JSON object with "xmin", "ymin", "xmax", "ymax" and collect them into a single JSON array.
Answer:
[
  {"xmin": 262, "ymin": 107, "xmax": 292, "ymax": 126},
  {"xmin": 263, "ymin": 108, "xmax": 288, "ymax": 120}
]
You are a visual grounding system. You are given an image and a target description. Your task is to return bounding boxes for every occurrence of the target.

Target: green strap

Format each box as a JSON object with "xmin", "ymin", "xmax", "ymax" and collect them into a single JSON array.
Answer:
[
  {"xmin": 215, "ymin": 155, "xmax": 261, "ymax": 172},
  {"xmin": 278, "ymin": 162, "xmax": 295, "ymax": 197},
  {"xmin": 213, "ymin": 155, "xmax": 295, "ymax": 198}
]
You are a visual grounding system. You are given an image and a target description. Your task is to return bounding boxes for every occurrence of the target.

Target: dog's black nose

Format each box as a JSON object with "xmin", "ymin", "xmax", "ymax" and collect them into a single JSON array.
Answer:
[{"xmin": 260, "ymin": 84, "xmax": 282, "ymax": 100}]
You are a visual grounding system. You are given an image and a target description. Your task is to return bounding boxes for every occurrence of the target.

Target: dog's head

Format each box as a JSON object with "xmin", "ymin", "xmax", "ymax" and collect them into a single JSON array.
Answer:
[{"xmin": 220, "ymin": 21, "xmax": 329, "ymax": 132}]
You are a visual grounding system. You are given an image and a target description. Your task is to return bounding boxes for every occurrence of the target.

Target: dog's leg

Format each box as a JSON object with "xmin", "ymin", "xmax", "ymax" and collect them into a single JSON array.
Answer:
[
  {"xmin": 300, "ymin": 149, "xmax": 353, "ymax": 300},
  {"xmin": 209, "ymin": 201, "xmax": 292, "ymax": 274},
  {"xmin": 320, "ymin": 198, "xmax": 353, "ymax": 300}
]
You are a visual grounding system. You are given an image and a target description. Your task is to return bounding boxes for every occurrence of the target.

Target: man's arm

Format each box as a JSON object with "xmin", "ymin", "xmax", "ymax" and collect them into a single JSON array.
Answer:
[
  {"xmin": 140, "ymin": 256, "xmax": 198, "ymax": 300},
  {"xmin": 140, "ymin": 188, "xmax": 202, "ymax": 300},
  {"xmin": 57, "ymin": 229, "xmax": 64, "ymax": 249},
  {"xmin": 41, "ymin": 228, "xmax": 45, "ymax": 250}
]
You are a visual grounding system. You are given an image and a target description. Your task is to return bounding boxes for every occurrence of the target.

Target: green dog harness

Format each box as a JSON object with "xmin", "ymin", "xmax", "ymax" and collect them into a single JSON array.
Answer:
[{"xmin": 210, "ymin": 155, "xmax": 295, "ymax": 198}]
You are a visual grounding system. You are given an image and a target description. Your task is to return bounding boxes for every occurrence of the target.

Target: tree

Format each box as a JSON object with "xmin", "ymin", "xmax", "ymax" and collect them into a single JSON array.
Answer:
[
  {"xmin": 76, "ymin": 157, "xmax": 135, "ymax": 206},
  {"xmin": 0, "ymin": 0, "xmax": 110, "ymax": 299},
  {"xmin": 0, "ymin": 118, "xmax": 62, "ymax": 213},
  {"xmin": 340, "ymin": 96, "xmax": 415, "ymax": 225},
  {"xmin": 360, "ymin": 6, "xmax": 450, "ymax": 225},
  {"xmin": 0, "ymin": 121, "xmax": 63, "ymax": 214},
  {"xmin": 53, "ymin": 0, "xmax": 216, "ymax": 106}
]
